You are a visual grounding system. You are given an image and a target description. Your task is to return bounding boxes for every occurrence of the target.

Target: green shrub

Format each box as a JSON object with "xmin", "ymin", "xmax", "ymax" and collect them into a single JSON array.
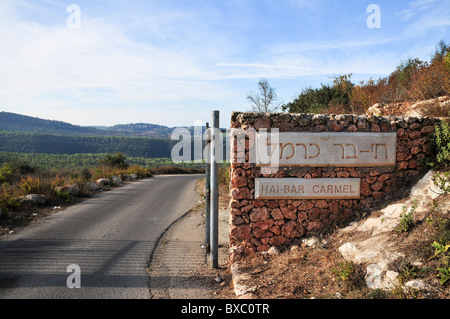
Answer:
[
  {"xmin": 426, "ymin": 120, "xmax": 450, "ymax": 170},
  {"xmin": 99, "ymin": 152, "xmax": 129, "ymax": 169},
  {"xmin": 56, "ymin": 190, "xmax": 71, "ymax": 204},
  {"xmin": 80, "ymin": 167, "xmax": 92, "ymax": 182},
  {"xmin": 0, "ymin": 160, "xmax": 35, "ymax": 184},
  {"xmin": 394, "ymin": 200, "xmax": 418, "ymax": 233},
  {"xmin": 397, "ymin": 265, "xmax": 419, "ymax": 284},
  {"xmin": 0, "ymin": 164, "xmax": 14, "ymax": 184},
  {"xmin": 282, "ymin": 84, "xmax": 337, "ymax": 114},
  {"xmin": 332, "ymin": 262, "xmax": 355, "ymax": 283},
  {"xmin": 437, "ymin": 266, "xmax": 450, "ymax": 285}
]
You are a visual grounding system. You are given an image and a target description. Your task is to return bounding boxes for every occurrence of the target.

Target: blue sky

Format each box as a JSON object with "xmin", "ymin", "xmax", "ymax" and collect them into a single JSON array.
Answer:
[{"xmin": 0, "ymin": 0, "xmax": 448, "ymax": 127}]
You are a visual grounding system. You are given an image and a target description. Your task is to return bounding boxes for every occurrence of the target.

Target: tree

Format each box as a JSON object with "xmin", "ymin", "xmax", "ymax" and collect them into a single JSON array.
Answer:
[{"xmin": 247, "ymin": 78, "xmax": 281, "ymax": 112}]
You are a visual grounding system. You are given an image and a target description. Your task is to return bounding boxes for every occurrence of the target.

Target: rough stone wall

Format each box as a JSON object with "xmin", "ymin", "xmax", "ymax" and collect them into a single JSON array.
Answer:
[{"xmin": 229, "ymin": 112, "xmax": 441, "ymax": 262}]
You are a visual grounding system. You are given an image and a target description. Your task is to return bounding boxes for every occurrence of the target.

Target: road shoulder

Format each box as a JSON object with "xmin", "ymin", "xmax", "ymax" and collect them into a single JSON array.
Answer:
[{"xmin": 147, "ymin": 179, "xmax": 235, "ymax": 299}]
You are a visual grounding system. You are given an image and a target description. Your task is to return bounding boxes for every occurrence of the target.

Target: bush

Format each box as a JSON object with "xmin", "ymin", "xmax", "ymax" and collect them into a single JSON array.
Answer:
[
  {"xmin": 350, "ymin": 77, "xmax": 389, "ymax": 113},
  {"xmin": 219, "ymin": 163, "xmax": 230, "ymax": 188},
  {"xmin": 126, "ymin": 165, "xmax": 153, "ymax": 178},
  {"xmin": 408, "ymin": 41, "xmax": 450, "ymax": 101},
  {"xmin": 99, "ymin": 152, "xmax": 129, "ymax": 169},
  {"xmin": 426, "ymin": 120, "xmax": 450, "ymax": 170},
  {"xmin": 18, "ymin": 176, "xmax": 41, "ymax": 194},
  {"xmin": 394, "ymin": 200, "xmax": 418, "ymax": 233},
  {"xmin": 282, "ymin": 74, "xmax": 354, "ymax": 114},
  {"xmin": 282, "ymin": 84, "xmax": 337, "ymax": 114},
  {"xmin": 0, "ymin": 160, "xmax": 35, "ymax": 184},
  {"xmin": 395, "ymin": 57, "xmax": 425, "ymax": 91},
  {"xmin": 408, "ymin": 58, "xmax": 449, "ymax": 101},
  {"xmin": 0, "ymin": 164, "xmax": 14, "ymax": 184},
  {"xmin": 282, "ymin": 40, "xmax": 450, "ymax": 116}
]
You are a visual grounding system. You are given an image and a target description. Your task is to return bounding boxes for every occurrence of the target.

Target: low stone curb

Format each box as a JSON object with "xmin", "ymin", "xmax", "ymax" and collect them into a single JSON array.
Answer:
[{"xmin": 230, "ymin": 262, "xmax": 259, "ymax": 299}]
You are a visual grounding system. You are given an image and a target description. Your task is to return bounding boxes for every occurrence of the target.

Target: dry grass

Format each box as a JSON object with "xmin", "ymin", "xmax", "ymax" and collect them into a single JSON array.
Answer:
[
  {"xmin": 415, "ymin": 98, "xmax": 450, "ymax": 118},
  {"xmin": 235, "ymin": 232, "xmax": 372, "ymax": 299}
]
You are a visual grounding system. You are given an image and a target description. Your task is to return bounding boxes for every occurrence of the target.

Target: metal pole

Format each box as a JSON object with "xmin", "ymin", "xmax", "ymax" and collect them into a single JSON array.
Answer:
[
  {"xmin": 205, "ymin": 122, "xmax": 211, "ymax": 252},
  {"xmin": 210, "ymin": 111, "xmax": 219, "ymax": 269}
]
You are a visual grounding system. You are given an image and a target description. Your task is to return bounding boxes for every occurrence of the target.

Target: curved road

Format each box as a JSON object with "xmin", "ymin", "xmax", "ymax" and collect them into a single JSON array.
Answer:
[{"xmin": 0, "ymin": 174, "xmax": 202, "ymax": 299}]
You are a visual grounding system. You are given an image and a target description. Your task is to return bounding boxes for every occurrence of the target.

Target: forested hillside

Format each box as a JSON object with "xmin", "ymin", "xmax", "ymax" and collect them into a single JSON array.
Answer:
[
  {"xmin": 108, "ymin": 123, "xmax": 173, "ymax": 137},
  {"xmin": 0, "ymin": 111, "xmax": 105, "ymax": 136},
  {"xmin": 0, "ymin": 131, "xmax": 176, "ymax": 158},
  {"xmin": 0, "ymin": 111, "xmax": 203, "ymax": 138},
  {"xmin": 0, "ymin": 152, "xmax": 204, "ymax": 170}
]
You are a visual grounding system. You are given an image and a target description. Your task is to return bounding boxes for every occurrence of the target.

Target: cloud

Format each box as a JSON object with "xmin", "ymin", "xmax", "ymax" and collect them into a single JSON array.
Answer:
[
  {"xmin": 215, "ymin": 37, "xmax": 400, "ymax": 80},
  {"xmin": 398, "ymin": 0, "xmax": 450, "ymax": 39},
  {"xmin": 0, "ymin": 1, "xmax": 240, "ymax": 125},
  {"xmin": 0, "ymin": 0, "xmax": 447, "ymax": 127},
  {"xmin": 397, "ymin": 0, "xmax": 437, "ymax": 21}
]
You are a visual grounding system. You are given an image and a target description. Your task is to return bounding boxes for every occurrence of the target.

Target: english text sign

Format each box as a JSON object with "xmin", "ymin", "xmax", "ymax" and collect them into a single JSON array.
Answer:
[{"xmin": 255, "ymin": 178, "xmax": 361, "ymax": 199}]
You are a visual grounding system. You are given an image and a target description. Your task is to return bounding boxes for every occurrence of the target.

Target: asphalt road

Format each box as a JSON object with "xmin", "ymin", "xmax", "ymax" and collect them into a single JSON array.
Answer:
[{"xmin": 0, "ymin": 174, "xmax": 202, "ymax": 299}]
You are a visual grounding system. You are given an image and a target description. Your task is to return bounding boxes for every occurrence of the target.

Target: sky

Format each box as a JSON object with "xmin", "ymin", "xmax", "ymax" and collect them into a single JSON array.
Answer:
[{"xmin": 0, "ymin": 0, "xmax": 449, "ymax": 128}]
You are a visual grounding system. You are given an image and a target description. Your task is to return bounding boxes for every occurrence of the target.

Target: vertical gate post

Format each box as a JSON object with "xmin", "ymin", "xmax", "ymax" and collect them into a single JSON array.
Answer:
[
  {"xmin": 205, "ymin": 122, "xmax": 211, "ymax": 252},
  {"xmin": 210, "ymin": 111, "xmax": 219, "ymax": 269}
]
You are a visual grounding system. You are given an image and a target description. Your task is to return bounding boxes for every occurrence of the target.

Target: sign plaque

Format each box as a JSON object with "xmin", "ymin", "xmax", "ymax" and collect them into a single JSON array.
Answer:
[
  {"xmin": 255, "ymin": 178, "xmax": 361, "ymax": 200},
  {"xmin": 256, "ymin": 132, "xmax": 397, "ymax": 167}
]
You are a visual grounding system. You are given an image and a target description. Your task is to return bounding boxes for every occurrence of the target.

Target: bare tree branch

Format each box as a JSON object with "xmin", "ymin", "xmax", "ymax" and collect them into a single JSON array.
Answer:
[{"xmin": 247, "ymin": 78, "xmax": 281, "ymax": 112}]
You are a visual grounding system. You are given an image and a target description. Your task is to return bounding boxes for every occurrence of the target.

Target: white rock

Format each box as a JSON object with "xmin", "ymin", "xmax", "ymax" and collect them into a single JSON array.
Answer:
[
  {"xmin": 409, "ymin": 170, "xmax": 440, "ymax": 200},
  {"xmin": 17, "ymin": 194, "xmax": 47, "ymax": 206},
  {"xmin": 405, "ymin": 279, "xmax": 432, "ymax": 291},
  {"xmin": 302, "ymin": 236, "xmax": 320, "ymax": 248},
  {"xmin": 96, "ymin": 178, "xmax": 110, "ymax": 187},
  {"xmin": 340, "ymin": 221, "xmax": 359, "ymax": 233},
  {"xmin": 367, "ymin": 103, "xmax": 383, "ymax": 116},
  {"xmin": 339, "ymin": 242, "xmax": 360, "ymax": 261},
  {"xmin": 365, "ymin": 264, "xmax": 398, "ymax": 290},
  {"xmin": 268, "ymin": 246, "xmax": 281, "ymax": 255}
]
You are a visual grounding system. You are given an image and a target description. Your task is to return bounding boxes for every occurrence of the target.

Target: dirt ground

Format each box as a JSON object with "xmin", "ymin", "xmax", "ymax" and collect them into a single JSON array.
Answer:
[{"xmin": 190, "ymin": 178, "xmax": 237, "ymax": 299}]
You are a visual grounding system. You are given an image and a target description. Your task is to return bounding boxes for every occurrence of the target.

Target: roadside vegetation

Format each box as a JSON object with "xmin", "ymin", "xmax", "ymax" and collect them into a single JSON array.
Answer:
[
  {"xmin": 282, "ymin": 40, "xmax": 450, "ymax": 116},
  {"xmin": 0, "ymin": 152, "xmax": 204, "ymax": 234}
]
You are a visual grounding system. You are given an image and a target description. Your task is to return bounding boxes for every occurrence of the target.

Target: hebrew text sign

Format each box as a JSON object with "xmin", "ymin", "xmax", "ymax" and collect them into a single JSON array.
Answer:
[{"xmin": 256, "ymin": 132, "xmax": 396, "ymax": 167}]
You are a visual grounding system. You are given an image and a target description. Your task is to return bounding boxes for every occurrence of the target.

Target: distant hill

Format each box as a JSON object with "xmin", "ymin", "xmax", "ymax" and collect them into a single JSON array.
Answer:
[
  {"xmin": 108, "ymin": 123, "xmax": 173, "ymax": 138},
  {"xmin": 0, "ymin": 112, "xmax": 215, "ymax": 159},
  {"xmin": 0, "ymin": 131, "xmax": 177, "ymax": 158},
  {"xmin": 0, "ymin": 111, "xmax": 207, "ymax": 138},
  {"xmin": 0, "ymin": 111, "xmax": 105, "ymax": 136}
]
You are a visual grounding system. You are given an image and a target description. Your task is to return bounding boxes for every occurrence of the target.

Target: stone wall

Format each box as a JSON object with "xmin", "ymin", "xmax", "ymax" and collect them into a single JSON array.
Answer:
[{"xmin": 229, "ymin": 112, "xmax": 441, "ymax": 262}]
